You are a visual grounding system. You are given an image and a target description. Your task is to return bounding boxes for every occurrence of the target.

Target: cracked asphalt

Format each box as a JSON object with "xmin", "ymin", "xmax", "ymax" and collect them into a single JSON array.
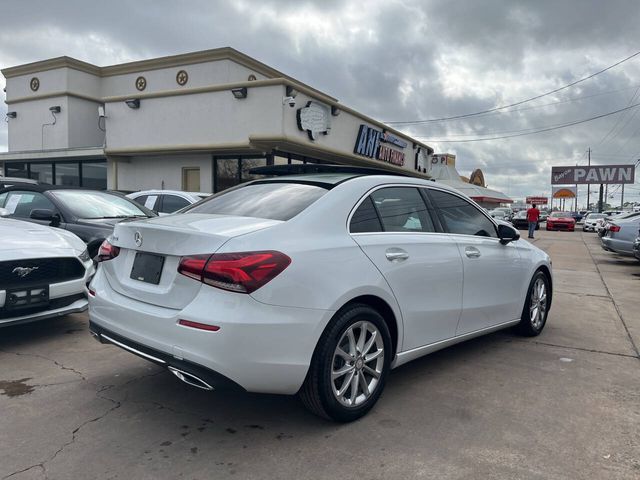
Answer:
[{"xmin": 1, "ymin": 230, "xmax": 639, "ymax": 479}]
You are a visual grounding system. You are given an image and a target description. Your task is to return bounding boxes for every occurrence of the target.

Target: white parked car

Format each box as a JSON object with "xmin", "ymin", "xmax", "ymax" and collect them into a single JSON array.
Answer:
[
  {"xmin": 89, "ymin": 173, "xmax": 553, "ymax": 421},
  {"xmin": 1, "ymin": 217, "xmax": 94, "ymax": 327},
  {"xmin": 127, "ymin": 190, "xmax": 210, "ymax": 215},
  {"xmin": 582, "ymin": 213, "xmax": 607, "ymax": 232}
]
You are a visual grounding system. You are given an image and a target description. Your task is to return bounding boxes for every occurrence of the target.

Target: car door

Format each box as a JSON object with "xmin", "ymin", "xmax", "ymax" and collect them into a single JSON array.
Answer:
[
  {"xmin": 427, "ymin": 189, "xmax": 526, "ymax": 335},
  {"xmin": 350, "ymin": 186, "xmax": 464, "ymax": 351}
]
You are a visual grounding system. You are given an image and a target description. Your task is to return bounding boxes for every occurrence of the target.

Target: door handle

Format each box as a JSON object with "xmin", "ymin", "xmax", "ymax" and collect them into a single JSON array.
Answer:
[
  {"xmin": 464, "ymin": 246, "xmax": 481, "ymax": 258},
  {"xmin": 385, "ymin": 248, "xmax": 409, "ymax": 262}
]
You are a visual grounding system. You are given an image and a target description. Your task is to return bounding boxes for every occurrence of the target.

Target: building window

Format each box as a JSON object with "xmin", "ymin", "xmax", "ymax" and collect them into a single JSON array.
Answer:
[
  {"xmin": 81, "ymin": 162, "xmax": 107, "ymax": 189},
  {"xmin": 55, "ymin": 163, "xmax": 80, "ymax": 186},
  {"xmin": 29, "ymin": 163, "xmax": 53, "ymax": 184},
  {"xmin": 214, "ymin": 158, "xmax": 239, "ymax": 193},
  {"xmin": 5, "ymin": 162, "xmax": 29, "ymax": 179}
]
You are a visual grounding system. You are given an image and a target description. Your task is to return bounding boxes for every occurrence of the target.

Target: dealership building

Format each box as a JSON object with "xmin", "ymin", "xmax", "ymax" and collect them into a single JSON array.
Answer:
[{"xmin": 1, "ymin": 47, "xmax": 510, "ymax": 206}]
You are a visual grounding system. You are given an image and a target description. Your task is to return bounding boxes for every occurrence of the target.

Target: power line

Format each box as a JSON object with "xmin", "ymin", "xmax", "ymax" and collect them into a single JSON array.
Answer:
[
  {"xmin": 416, "ymin": 102, "xmax": 640, "ymax": 143},
  {"xmin": 385, "ymin": 50, "xmax": 640, "ymax": 125}
]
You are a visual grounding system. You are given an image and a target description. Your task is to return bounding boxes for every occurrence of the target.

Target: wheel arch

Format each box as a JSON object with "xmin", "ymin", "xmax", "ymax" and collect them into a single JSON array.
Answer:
[
  {"xmin": 335, "ymin": 295, "xmax": 400, "ymax": 358},
  {"xmin": 535, "ymin": 265, "xmax": 553, "ymax": 309}
]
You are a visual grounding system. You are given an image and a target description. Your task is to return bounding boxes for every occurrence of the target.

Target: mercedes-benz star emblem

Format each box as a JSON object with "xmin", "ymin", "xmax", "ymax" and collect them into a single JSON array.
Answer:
[
  {"xmin": 13, "ymin": 266, "xmax": 39, "ymax": 278},
  {"xmin": 134, "ymin": 231, "xmax": 143, "ymax": 247}
]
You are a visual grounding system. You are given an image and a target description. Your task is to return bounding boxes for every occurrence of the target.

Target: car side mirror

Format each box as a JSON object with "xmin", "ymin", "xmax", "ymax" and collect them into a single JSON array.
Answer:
[
  {"xmin": 498, "ymin": 224, "xmax": 520, "ymax": 244},
  {"xmin": 0, "ymin": 207, "xmax": 9, "ymax": 217},
  {"xmin": 30, "ymin": 209, "xmax": 60, "ymax": 226}
]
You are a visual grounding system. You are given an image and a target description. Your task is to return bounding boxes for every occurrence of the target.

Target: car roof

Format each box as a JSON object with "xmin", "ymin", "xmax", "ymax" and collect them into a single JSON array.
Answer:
[
  {"xmin": 0, "ymin": 176, "xmax": 39, "ymax": 184},
  {"xmin": 129, "ymin": 189, "xmax": 210, "ymax": 196},
  {"xmin": 0, "ymin": 184, "xmax": 96, "ymax": 194}
]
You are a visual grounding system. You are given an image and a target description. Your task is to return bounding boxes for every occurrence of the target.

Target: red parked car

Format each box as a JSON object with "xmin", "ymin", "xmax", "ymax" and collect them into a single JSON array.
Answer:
[{"xmin": 546, "ymin": 212, "xmax": 576, "ymax": 231}]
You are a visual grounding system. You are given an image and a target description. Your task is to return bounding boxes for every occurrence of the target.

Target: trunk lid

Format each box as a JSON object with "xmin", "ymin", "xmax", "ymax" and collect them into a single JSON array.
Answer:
[{"xmin": 100, "ymin": 214, "xmax": 282, "ymax": 309}]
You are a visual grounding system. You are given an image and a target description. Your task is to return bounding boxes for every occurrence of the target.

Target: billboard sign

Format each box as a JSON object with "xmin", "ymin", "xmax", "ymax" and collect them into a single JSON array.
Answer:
[
  {"xmin": 551, "ymin": 164, "xmax": 635, "ymax": 185},
  {"xmin": 552, "ymin": 186, "xmax": 576, "ymax": 198},
  {"xmin": 526, "ymin": 196, "xmax": 548, "ymax": 205}
]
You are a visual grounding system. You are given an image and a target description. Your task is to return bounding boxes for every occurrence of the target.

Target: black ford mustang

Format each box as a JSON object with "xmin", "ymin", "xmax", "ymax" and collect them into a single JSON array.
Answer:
[{"xmin": 0, "ymin": 185, "xmax": 156, "ymax": 257}]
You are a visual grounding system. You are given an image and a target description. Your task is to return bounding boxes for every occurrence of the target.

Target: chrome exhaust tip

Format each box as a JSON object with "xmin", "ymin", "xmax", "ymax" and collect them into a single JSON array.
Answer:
[{"xmin": 168, "ymin": 366, "xmax": 214, "ymax": 391}]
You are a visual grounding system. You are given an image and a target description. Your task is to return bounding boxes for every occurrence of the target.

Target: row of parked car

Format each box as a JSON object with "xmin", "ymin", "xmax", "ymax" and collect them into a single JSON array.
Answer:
[
  {"xmin": 1, "ymin": 169, "xmax": 554, "ymax": 421},
  {"xmin": 595, "ymin": 210, "xmax": 640, "ymax": 261}
]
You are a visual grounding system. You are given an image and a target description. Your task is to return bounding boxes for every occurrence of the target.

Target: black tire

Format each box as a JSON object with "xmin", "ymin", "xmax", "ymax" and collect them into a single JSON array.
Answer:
[
  {"xmin": 516, "ymin": 271, "xmax": 550, "ymax": 336},
  {"xmin": 298, "ymin": 304, "xmax": 392, "ymax": 422}
]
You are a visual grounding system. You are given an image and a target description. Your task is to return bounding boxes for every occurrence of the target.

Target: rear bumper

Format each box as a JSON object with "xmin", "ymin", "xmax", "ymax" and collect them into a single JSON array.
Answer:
[
  {"xmin": 601, "ymin": 237, "xmax": 634, "ymax": 255},
  {"xmin": 90, "ymin": 322, "xmax": 245, "ymax": 391},
  {"xmin": 88, "ymin": 267, "xmax": 333, "ymax": 394}
]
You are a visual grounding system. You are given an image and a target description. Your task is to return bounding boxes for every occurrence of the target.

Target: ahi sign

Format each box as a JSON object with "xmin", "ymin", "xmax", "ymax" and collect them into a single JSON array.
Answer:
[
  {"xmin": 551, "ymin": 164, "xmax": 635, "ymax": 185},
  {"xmin": 354, "ymin": 125, "xmax": 406, "ymax": 167}
]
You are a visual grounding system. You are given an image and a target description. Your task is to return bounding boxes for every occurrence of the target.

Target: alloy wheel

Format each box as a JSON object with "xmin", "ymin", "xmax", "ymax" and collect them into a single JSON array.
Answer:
[
  {"xmin": 331, "ymin": 321, "xmax": 385, "ymax": 407},
  {"xmin": 529, "ymin": 277, "xmax": 548, "ymax": 330}
]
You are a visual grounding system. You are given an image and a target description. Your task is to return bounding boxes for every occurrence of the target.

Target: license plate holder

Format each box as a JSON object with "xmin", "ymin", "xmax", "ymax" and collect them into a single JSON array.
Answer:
[
  {"xmin": 4, "ymin": 285, "xmax": 49, "ymax": 311},
  {"xmin": 130, "ymin": 252, "xmax": 165, "ymax": 285}
]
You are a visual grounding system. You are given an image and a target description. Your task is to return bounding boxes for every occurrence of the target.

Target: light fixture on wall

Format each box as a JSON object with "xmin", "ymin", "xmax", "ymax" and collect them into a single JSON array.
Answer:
[
  {"xmin": 49, "ymin": 106, "xmax": 61, "ymax": 113},
  {"xmin": 6, "ymin": 111, "xmax": 17, "ymax": 119},
  {"xmin": 331, "ymin": 106, "xmax": 340, "ymax": 116},
  {"xmin": 231, "ymin": 87, "xmax": 247, "ymax": 99},
  {"xmin": 125, "ymin": 98, "xmax": 140, "ymax": 109}
]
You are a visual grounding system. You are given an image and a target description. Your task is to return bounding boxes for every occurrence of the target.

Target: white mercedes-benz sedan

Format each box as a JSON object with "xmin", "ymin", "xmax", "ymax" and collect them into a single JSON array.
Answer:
[
  {"xmin": 1, "ymin": 217, "xmax": 94, "ymax": 327},
  {"xmin": 88, "ymin": 171, "xmax": 552, "ymax": 421}
]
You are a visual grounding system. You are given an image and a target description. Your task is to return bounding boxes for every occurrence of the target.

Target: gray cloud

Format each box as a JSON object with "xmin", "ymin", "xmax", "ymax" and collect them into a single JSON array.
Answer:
[{"xmin": 1, "ymin": 0, "xmax": 639, "ymax": 204}]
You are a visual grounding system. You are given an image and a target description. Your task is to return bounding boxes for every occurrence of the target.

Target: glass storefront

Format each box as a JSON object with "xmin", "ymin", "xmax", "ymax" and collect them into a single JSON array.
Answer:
[{"xmin": 3, "ymin": 160, "xmax": 107, "ymax": 189}]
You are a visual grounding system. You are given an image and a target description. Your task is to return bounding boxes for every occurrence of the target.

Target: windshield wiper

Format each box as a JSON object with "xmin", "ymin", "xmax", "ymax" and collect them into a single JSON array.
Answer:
[{"xmin": 83, "ymin": 215, "xmax": 147, "ymax": 219}]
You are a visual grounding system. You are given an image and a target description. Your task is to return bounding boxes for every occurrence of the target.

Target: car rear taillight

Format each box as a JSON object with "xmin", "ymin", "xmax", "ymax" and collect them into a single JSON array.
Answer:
[
  {"xmin": 609, "ymin": 225, "xmax": 621, "ymax": 232},
  {"xmin": 96, "ymin": 240, "xmax": 120, "ymax": 262},
  {"xmin": 178, "ymin": 251, "xmax": 291, "ymax": 294}
]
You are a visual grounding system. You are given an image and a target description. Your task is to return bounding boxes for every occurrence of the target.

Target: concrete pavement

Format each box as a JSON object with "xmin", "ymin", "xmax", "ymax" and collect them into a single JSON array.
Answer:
[{"xmin": 1, "ymin": 230, "xmax": 638, "ymax": 479}]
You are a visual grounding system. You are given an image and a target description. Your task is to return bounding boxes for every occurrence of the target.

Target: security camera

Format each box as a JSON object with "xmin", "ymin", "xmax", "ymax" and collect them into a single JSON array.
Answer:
[{"xmin": 283, "ymin": 96, "xmax": 296, "ymax": 108}]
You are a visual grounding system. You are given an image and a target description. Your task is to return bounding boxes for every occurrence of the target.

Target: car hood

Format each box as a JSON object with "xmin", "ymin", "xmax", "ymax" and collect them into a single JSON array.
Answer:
[{"xmin": 0, "ymin": 218, "xmax": 86, "ymax": 260}]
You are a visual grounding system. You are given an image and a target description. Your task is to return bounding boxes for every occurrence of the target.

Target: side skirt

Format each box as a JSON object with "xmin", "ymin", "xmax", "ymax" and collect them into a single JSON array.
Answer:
[{"xmin": 391, "ymin": 319, "xmax": 520, "ymax": 368}]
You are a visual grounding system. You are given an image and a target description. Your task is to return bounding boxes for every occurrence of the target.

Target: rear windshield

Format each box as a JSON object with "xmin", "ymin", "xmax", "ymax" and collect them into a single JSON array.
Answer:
[{"xmin": 185, "ymin": 182, "xmax": 327, "ymax": 221}]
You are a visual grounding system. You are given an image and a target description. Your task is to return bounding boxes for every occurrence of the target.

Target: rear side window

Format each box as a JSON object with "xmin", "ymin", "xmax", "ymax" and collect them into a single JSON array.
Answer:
[
  {"xmin": 160, "ymin": 195, "xmax": 190, "ymax": 213},
  {"xmin": 350, "ymin": 197, "xmax": 382, "ymax": 233},
  {"xmin": 186, "ymin": 182, "xmax": 327, "ymax": 221},
  {"xmin": 429, "ymin": 189, "xmax": 497, "ymax": 238}
]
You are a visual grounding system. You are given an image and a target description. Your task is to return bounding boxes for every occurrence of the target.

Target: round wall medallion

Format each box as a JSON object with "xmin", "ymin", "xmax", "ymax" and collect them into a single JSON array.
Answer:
[
  {"xmin": 176, "ymin": 70, "xmax": 188, "ymax": 86},
  {"xmin": 247, "ymin": 74, "xmax": 257, "ymax": 81},
  {"xmin": 135, "ymin": 76, "xmax": 147, "ymax": 91},
  {"xmin": 30, "ymin": 77, "xmax": 40, "ymax": 91}
]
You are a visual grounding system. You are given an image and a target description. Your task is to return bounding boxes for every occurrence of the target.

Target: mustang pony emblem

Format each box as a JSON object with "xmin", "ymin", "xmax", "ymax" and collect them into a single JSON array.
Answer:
[{"xmin": 12, "ymin": 266, "xmax": 39, "ymax": 278}]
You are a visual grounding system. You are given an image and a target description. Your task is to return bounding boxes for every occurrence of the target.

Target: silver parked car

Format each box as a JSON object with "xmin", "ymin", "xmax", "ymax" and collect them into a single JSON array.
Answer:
[{"xmin": 601, "ymin": 216, "xmax": 640, "ymax": 256}]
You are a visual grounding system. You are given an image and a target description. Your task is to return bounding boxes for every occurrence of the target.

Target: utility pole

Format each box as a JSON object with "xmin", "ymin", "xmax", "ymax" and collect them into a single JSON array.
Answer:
[
  {"xmin": 621, "ymin": 184, "xmax": 624, "ymax": 209},
  {"xmin": 586, "ymin": 148, "xmax": 591, "ymax": 210},
  {"xmin": 598, "ymin": 184, "xmax": 604, "ymax": 213}
]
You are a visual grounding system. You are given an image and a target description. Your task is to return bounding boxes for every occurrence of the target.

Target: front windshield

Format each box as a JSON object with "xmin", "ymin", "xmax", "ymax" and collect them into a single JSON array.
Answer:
[
  {"xmin": 589, "ymin": 214, "xmax": 605, "ymax": 219},
  {"xmin": 550, "ymin": 212, "xmax": 567, "ymax": 218},
  {"xmin": 516, "ymin": 211, "xmax": 527, "ymax": 218},
  {"xmin": 51, "ymin": 190, "xmax": 149, "ymax": 218}
]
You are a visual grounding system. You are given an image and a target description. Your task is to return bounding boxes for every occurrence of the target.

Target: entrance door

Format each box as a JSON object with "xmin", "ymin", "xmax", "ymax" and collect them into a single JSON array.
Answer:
[{"xmin": 182, "ymin": 167, "xmax": 200, "ymax": 192}]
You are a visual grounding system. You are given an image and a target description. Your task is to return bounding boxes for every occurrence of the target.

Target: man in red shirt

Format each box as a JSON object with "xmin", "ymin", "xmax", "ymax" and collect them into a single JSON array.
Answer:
[{"xmin": 527, "ymin": 204, "xmax": 540, "ymax": 239}]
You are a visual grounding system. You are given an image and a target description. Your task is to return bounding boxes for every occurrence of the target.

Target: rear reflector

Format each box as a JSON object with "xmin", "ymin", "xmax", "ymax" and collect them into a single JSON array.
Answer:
[
  {"xmin": 178, "ymin": 251, "xmax": 291, "ymax": 294},
  {"xmin": 178, "ymin": 319, "xmax": 220, "ymax": 331}
]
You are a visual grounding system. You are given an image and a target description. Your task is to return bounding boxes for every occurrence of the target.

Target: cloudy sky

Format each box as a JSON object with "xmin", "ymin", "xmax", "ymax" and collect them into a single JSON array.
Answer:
[{"xmin": 1, "ymin": 0, "xmax": 640, "ymax": 205}]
